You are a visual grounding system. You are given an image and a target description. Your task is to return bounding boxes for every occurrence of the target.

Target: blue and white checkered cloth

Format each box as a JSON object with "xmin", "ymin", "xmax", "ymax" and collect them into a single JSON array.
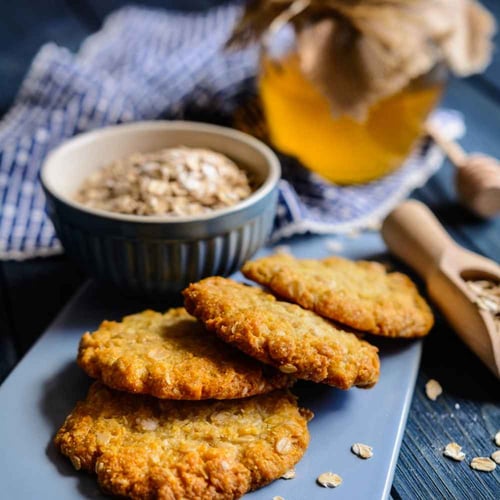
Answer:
[{"xmin": 0, "ymin": 4, "xmax": 464, "ymax": 260}]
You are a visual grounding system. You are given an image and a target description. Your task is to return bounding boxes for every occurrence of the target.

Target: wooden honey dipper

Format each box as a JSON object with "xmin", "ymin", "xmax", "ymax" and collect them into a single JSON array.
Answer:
[
  {"xmin": 382, "ymin": 200, "xmax": 500, "ymax": 378},
  {"xmin": 426, "ymin": 123, "xmax": 500, "ymax": 218}
]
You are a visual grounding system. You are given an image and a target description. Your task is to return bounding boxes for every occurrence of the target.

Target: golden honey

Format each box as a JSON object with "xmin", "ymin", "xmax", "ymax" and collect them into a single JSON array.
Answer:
[{"xmin": 259, "ymin": 54, "xmax": 444, "ymax": 184}]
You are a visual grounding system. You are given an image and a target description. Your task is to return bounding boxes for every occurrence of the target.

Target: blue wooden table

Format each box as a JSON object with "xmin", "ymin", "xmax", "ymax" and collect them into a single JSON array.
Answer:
[{"xmin": 0, "ymin": 1, "xmax": 499, "ymax": 498}]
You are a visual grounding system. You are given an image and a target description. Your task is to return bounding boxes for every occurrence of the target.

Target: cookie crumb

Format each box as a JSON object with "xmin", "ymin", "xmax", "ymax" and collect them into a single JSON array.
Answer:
[
  {"xmin": 351, "ymin": 443, "xmax": 373, "ymax": 459},
  {"xmin": 443, "ymin": 442, "xmax": 465, "ymax": 462},
  {"xmin": 281, "ymin": 469, "xmax": 296, "ymax": 480},
  {"xmin": 491, "ymin": 450, "xmax": 500, "ymax": 464},
  {"xmin": 317, "ymin": 472, "xmax": 342, "ymax": 488},
  {"xmin": 470, "ymin": 457, "xmax": 496, "ymax": 472},
  {"xmin": 425, "ymin": 379, "xmax": 442, "ymax": 401}
]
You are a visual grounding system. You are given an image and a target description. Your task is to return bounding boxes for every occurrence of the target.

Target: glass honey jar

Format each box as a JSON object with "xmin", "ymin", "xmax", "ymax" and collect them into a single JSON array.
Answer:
[
  {"xmin": 230, "ymin": 1, "xmax": 493, "ymax": 185},
  {"xmin": 259, "ymin": 48, "xmax": 445, "ymax": 184}
]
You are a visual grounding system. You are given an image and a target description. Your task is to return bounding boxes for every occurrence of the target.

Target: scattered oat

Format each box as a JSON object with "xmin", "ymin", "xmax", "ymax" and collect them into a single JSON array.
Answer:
[
  {"xmin": 317, "ymin": 472, "xmax": 342, "ymax": 488},
  {"xmin": 443, "ymin": 442, "xmax": 466, "ymax": 462},
  {"xmin": 273, "ymin": 245, "xmax": 291, "ymax": 255},
  {"xmin": 75, "ymin": 147, "xmax": 252, "ymax": 216},
  {"xmin": 495, "ymin": 431, "xmax": 500, "ymax": 447},
  {"xmin": 273, "ymin": 496, "xmax": 285, "ymax": 500},
  {"xmin": 365, "ymin": 220, "xmax": 382, "ymax": 231},
  {"xmin": 281, "ymin": 469, "xmax": 296, "ymax": 480},
  {"xmin": 491, "ymin": 450, "xmax": 500, "ymax": 464},
  {"xmin": 325, "ymin": 239, "xmax": 344, "ymax": 253},
  {"xmin": 347, "ymin": 229, "xmax": 361, "ymax": 239},
  {"xmin": 454, "ymin": 403, "xmax": 460, "ymax": 410},
  {"xmin": 470, "ymin": 457, "xmax": 496, "ymax": 472},
  {"xmin": 351, "ymin": 443, "xmax": 373, "ymax": 459},
  {"xmin": 425, "ymin": 379, "xmax": 443, "ymax": 401}
]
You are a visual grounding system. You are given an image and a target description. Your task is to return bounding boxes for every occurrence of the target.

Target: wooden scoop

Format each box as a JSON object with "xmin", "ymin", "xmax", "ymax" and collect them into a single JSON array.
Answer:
[
  {"xmin": 382, "ymin": 200, "xmax": 500, "ymax": 378},
  {"xmin": 426, "ymin": 123, "xmax": 500, "ymax": 218}
]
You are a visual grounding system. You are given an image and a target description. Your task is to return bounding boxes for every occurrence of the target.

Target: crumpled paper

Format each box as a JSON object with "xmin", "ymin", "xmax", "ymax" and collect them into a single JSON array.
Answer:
[{"xmin": 229, "ymin": 0, "xmax": 496, "ymax": 119}]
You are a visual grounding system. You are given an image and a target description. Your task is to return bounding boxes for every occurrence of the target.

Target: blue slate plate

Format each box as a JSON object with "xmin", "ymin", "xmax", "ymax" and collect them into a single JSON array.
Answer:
[{"xmin": 0, "ymin": 233, "xmax": 422, "ymax": 500}]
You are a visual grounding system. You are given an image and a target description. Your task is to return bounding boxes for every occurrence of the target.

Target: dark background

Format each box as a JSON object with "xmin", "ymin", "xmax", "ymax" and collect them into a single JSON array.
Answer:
[{"xmin": 0, "ymin": 1, "xmax": 499, "ymax": 498}]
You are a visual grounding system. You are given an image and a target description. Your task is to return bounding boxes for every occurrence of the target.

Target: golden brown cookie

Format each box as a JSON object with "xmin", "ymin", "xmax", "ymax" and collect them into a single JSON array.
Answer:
[
  {"xmin": 183, "ymin": 277, "xmax": 380, "ymax": 389},
  {"xmin": 242, "ymin": 254, "xmax": 434, "ymax": 338},
  {"xmin": 54, "ymin": 382, "xmax": 311, "ymax": 500},
  {"xmin": 78, "ymin": 308, "xmax": 292, "ymax": 400}
]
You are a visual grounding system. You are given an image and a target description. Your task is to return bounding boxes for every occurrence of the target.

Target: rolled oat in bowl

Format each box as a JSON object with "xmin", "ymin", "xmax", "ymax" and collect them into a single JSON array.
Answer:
[{"xmin": 75, "ymin": 147, "xmax": 253, "ymax": 216}]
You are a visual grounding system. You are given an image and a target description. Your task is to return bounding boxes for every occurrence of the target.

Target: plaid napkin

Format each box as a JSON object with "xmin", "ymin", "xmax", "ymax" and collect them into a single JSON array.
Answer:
[{"xmin": 0, "ymin": 4, "xmax": 464, "ymax": 260}]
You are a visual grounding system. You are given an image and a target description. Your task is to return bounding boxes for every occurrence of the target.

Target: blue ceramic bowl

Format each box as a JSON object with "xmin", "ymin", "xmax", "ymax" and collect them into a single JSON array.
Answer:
[{"xmin": 41, "ymin": 121, "xmax": 280, "ymax": 295}]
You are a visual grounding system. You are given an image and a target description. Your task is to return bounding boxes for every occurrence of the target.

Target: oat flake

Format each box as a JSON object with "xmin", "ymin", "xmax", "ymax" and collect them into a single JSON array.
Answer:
[
  {"xmin": 325, "ymin": 239, "xmax": 344, "ymax": 253},
  {"xmin": 491, "ymin": 450, "xmax": 500, "ymax": 464},
  {"xmin": 495, "ymin": 431, "xmax": 500, "ymax": 447},
  {"xmin": 351, "ymin": 443, "xmax": 373, "ymax": 459},
  {"xmin": 276, "ymin": 437, "xmax": 292, "ymax": 454},
  {"xmin": 443, "ymin": 442, "xmax": 465, "ymax": 462},
  {"xmin": 466, "ymin": 280, "xmax": 500, "ymax": 335},
  {"xmin": 70, "ymin": 455, "xmax": 82, "ymax": 470},
  {"xmin": 425, "ymin": 379, "xmax": 443, "ymax": 401},
  {"xmin": 317, "ymin": 472, "xmax": 342, "ymax": 488},
  {"xmin": 137, "ymin": 417, "xmax": 159, "ymax": 431},
  {"xmin": 281, "ymin": 469, "xmax": 296, "ymax": 480},
  {"xmin": 273, "ymin": 245, "xmax": 291, "ymax": 255},
  {"xmin": 470, "ymin": 457, "xmax": 497, "ymax": 472},
  {"xmin": 279, "ymin": 364, "xmax": 298, "ymax": 374}
]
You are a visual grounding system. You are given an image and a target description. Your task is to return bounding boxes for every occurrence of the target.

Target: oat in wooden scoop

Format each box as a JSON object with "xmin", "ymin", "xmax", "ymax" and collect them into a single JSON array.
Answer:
[{"xmin": 466, "ymin": 279, "xmax": 500, "ymax": 334}]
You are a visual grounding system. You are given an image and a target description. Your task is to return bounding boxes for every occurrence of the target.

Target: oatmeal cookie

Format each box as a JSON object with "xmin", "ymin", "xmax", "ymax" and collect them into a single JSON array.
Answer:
[
  {"xmin": 183, "ymin": 277, "xmax": 379, "ymax": 389},
  {"xmin": 54, "ymin": 382, "xmax": 311, "ymax": 500},
  {"xmin": 78, "ymin": 308, "xmax": 291, "ymax": 400},
  {"xmin": 242, "ymin": 254, "xmax": 434, "ymax": 338}
]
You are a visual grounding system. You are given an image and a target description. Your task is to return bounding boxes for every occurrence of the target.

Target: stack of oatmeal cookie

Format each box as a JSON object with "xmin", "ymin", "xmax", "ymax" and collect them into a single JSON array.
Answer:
[{"xmin": 54, "ymin": 254, "xmax": 433, "ymax": 499}]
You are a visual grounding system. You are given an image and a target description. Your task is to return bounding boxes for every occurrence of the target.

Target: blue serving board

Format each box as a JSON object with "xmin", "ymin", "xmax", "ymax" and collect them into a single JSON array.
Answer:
[{"xmin": 0, "ymin": 233, "xmax": 422, "ymax": 500}]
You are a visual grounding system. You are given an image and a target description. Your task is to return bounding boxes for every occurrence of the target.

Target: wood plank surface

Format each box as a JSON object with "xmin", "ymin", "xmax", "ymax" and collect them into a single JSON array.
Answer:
[
  {"xmin": 0, "ymin": 0, "xmax": 93, "ymax": 116},
  {"xmin": 0, "ymin": 266, "xmax": 17, "ymax": 381},
  {"xmin": 0, "ymin": 1, "xmax": 499, "ymax": 499}
]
